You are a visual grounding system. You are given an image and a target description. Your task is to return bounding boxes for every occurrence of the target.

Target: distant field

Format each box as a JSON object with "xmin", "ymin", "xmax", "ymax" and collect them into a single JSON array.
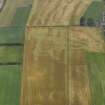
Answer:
[
  {"xmin": 0, "ymin": 65, "xmax": 21, "ymax": 105},
  {"xmin": 83, "ymin": 1, "xmax": 105, "ymax": 21},
  {"xmin": 86, "ymin": 52, "xmax": 105, "ymax": 105}
]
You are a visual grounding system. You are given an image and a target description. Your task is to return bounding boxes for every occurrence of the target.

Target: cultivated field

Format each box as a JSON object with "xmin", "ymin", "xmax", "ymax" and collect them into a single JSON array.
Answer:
[
  {"xmin": 22, "ymin": 26, "xmax": 105, "ymax": 105},
  {"xmin": 0, "ymin": 65, "xmax": 21, "ymax": 105},
  {"xmin": 27, "ymin": 0, "xmax": 92, "ymax": 26},
  {"xmin": 86, "ymin": 52, "xmax": 105, "ymax": 105},
  {"xmin": 0, "ymin": 1, "xmax": 32, "ymax": 105},
  {"xmin": 0, "ymin": 27, "xmax": 25, "ymax": 44},
  {"xmin": 70, "ymin": 27, "xmax": 105, "ymax": 52},
  {"xmin": 0, "ymin": 46, "xmax": 23, "ymax": 63},
  {"xmin": 22, "ymin": 27, "xmax": 67, "ymax": 105},
  {"xmin": 11, "ymin": 5, "xmax": 32, "ymax": 26}
]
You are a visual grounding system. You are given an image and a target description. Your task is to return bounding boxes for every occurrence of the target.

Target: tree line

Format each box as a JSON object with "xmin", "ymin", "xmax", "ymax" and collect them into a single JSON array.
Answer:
[{"xmin": 80, "ymin": 17, "xmax": 95, "ymax": 26}]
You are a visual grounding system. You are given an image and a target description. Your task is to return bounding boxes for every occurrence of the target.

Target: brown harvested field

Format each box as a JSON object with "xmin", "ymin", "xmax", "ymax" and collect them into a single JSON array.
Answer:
[
  {"xmin": 27, "ymin": 0, "xmax": 92, "ymax": 26},
  {"xmin": 69, "ymin": 65, "xmax": 91, "ymax": 105},
  {"xmin": 21, "ymin": 26, "xmax": 105, "ymax": 105},
  {"xmin": 21, "ymin": 27, "xmax": 67, "ymax": 105},
  {"xmin": 70, "ymin": 27, "xmax": 105, "ymax": 52},
  {"xmin": 69, "ymin": 49, "xmax": 87, "ymax": 65}
]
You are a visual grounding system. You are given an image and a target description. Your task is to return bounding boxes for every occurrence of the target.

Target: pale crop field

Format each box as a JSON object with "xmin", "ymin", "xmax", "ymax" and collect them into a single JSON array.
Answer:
[{"xmin": 27, "ymin": 0, "xmax": 92, "ymax": 26}]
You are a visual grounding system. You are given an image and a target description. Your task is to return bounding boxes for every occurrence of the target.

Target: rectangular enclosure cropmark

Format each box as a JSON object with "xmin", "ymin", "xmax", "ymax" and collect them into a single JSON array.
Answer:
[{"xmin": 21, "ymin": 27, "xmax": 105, "ymax": 105}]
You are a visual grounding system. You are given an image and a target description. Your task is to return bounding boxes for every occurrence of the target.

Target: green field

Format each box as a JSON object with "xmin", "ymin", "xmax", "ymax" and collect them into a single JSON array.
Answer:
[
  {"xmin": 83, "ymin": 1, "xmax": 105, "ymax": 21},
  {"xmin": 11, "ymin": 5, "xmax": 32, "ymax": 26},
  {"xmin": 0, "ymin": 3, "xmax": 32, "ymax": 105},
  {"xmin": 0, "ymin": 4, "xmax": 32, "ymax": 63},
  {"xmin": 0, "ymin": 65, "xmax": 21, "ymax": 105},
  {"xmin": 86, "ymin": 52, "xmax": 105, "ymax": 105},
  {"xmin": 0, "ymin": 5, "xmax": 32, "ymax": 44},
  {"xmin": 0, "ymin": 46, "xmax": 23, "ymax": 63},
  {"xmin": 0, "ymin": 27, "xmax": 25, "ymax": 44}
]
